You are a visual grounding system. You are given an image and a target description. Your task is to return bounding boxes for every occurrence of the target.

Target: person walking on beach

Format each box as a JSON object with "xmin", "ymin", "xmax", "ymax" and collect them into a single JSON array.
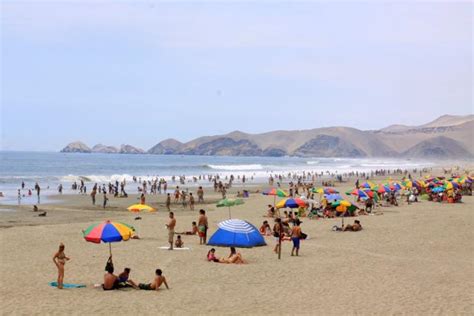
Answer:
[
  {"xmin": 189, "ymin": 193, "xmax": 195, "ymax": 211},
  {"xmin": 166, "ymin": 212, "xmax": 176, "ymax": 250},
  {"xmin": 103, "ymin": 192, "xmax": 108, "ymax": 209},
  {"xmin": 166, "ymin": 193, "xmax": 171, "ymax": 211},
  {"xmin": 35, "ymin": 182, "xmax": 41, "ymax": 203},
  {"xmin": 198, "ymin": 209, "xmax": 208, "ymax": 245},
  {"xmin": 291, "ymin": 220, "xmax": 302, "ymax": 256},
  {"xmin": 53, "ymin": 243, "xmax": 70, "ymax": 289},
  {"xmin": 197, "ymin": 186, "xmax": 204, "ymax": 203},
  {"xmin": 91, "ymin": 187, "xmax": 97, "ymax": 205}
]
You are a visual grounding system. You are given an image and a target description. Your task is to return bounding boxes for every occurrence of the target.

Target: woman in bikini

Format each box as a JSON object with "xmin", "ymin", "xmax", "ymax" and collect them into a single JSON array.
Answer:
[
  {"xmin": 219, "ymin": 247, "xmax": 245, "ymax": 264},
  {"xmin": 53, "ymin": 243, "xmax": 70, "ymax": 289}
]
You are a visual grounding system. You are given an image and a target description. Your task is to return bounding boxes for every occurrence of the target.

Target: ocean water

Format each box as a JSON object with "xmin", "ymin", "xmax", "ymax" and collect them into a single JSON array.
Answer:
[{"xmin": 0, "ymin": 151, "xmax": 434, "ymax": 205}]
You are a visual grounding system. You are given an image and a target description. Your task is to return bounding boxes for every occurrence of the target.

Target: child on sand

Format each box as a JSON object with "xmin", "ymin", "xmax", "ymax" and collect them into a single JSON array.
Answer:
[
  {"xmin": 175, "ymin": 235, "xmax": 184, "ymax": 248},
  {"xmin": 118, "ymin": 268, "xmax": 139, "ymax": 289},
  {"xmin": 207, "ymin": 248, "xmax": 219, "ymax": 262},
  {"xmin": 259, "ymin": 220, "xmax": 272, "ymax": 236}
]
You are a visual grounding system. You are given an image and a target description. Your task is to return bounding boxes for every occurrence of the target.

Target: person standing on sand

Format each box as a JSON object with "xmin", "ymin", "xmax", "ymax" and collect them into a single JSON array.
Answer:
[
  {"xmin": 198, "ymin": 209, "xmax": 208, "ymax": 245},
  {"xmin": 273, "ymin": 218, "xmax": 282, "ymax": 254},
  {"xmin": 35, "ymin": 182, "xmax": 41, "ymax": 203},
  {"xmin": 53, "ymin": 243, "xmax": 70, "ymax": 289},
  {"xmin": 91, "ymin": 187, "xmax": 97, "ymax": 205},
  {"xmin": 197, "ymin": 186, "xmax": 204, "ymax": 203},
  {"xmin": 140, "ymin": 193, "xmax": 146, "ymax": 205},
  {"xmin": 291, "ymin": 220, "xmax": 302, "ymax": 256},
  {"xmin": 103, "ymin": 192, "xmax": 108, "ymax": 209},
  {"xmin": 189, "ymin": 193, "xmax": 195, "ymax": 211},
  {"xmin": 166, "ymin": 193, "xmax": 171, "ymax": 211},
  {"xmin": 166, "ymin": 212, "xmax": 176, "ymax": 250}
]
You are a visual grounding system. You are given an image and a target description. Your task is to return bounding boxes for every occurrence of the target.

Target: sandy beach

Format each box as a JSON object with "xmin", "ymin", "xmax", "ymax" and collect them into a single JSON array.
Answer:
[{"xmin": 1, "ymin": 174, "xmax": 473, "ymax": 315}]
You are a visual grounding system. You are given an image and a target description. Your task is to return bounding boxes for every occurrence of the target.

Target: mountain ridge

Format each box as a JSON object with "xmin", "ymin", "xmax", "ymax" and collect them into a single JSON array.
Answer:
[{"xmin": 60, "ymin": 114, "xmax": 474, "ymax": 159}]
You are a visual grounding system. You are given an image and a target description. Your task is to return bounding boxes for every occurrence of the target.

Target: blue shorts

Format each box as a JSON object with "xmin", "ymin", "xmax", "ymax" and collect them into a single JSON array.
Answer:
[{"xmin": 292, "ymin": 237, "xmax": 300, "ymax": 249}]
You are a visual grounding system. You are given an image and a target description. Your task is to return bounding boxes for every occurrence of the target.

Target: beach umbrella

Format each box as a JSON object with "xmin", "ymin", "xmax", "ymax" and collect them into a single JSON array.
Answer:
[
  {"xmin": 262, "ymin": 188, "xmax": 289, "ymax": 213},
  {"xmin": 362, "ymin": 189, "xmax": 374, "ymax": 198},
  {"xmin": 276, "ymin": 198, "xmax": 306, "ymax": 209},
  {"xmin": 83, "ymin": 220, "xmax": 134, "ymax": 256},
  {"xmin": 216, "ymin": 198, "xmax": 244, "ymax": 219},
  {"xmin": 372, "ymin": 185, "xmax": 388, "ymax": 194},
  {"xmin": 207, "ymin": 219, "xmax": 266, "ymax": 248},
  {"xmin": 324, "ymin": 193, "xmax": 343, "ymax": 201},
  {"xmin": 262, "ymin": 188, "xmax": 289, "ymax": 197},
  {"xmin": 359, "ymin": 181, "xmax": 375, "ymax": 189},
  {"xmin": 312, "ymin": 187, "xmax": 339, "ymax": 194},
  {"xmin": 432, "ymin": 187, "xmax": 445, "ymax": 193},
  {"xmin": 331, "ymin": 200, "xmax": 357, "ymax": 227},
  {"xmin": 127, "ymin": 204, "xmax": 155, "ymax": 213},
  {"xmin": 443, "ymin": 181, "xmax": 460, "ymax": 190},
  {"xmin": 346, "ymin": 189, "xmax": 369, "ymax": 199}
]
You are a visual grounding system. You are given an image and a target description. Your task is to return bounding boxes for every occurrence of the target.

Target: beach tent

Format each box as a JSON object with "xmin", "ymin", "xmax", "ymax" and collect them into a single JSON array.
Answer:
[{"xmin": 207, "ymin": 219, "xmax": 266, "ymax": 248}]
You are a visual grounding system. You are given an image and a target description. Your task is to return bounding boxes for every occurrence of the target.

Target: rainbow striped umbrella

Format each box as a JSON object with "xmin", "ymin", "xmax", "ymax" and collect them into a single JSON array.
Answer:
[
  {"xmin": 83, "ymin": 220, "xmax": 134, "ymax": 255},
  {"xmin": 312, "ymin": 187, "xmax": 339, "ymax": 194},
  {"xmin": 262, "ymin": 188, "xmax": 289, "ymax": 197},
  {"xmin": 346, "ymin": 189, "xmax": 369, "ymax": 199},
  {"xmin": 276, "ymin": 198, "xmax": 306, "ymax": 209},
  {"xmin": 359, "ymin": 181, "xmax": 375, "ymax": 189}
]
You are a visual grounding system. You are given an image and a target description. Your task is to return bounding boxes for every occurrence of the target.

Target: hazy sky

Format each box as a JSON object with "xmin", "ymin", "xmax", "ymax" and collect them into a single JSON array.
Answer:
[{"xmin": 1, "ymin": 1, "xmax": 472, "ymax": 151}]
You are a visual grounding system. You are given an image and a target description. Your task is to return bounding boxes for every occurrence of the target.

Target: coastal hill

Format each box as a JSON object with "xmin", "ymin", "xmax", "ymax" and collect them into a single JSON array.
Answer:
[{"xmin": 60, "ymin": 114, "xmax": 474, "ymax": 158}]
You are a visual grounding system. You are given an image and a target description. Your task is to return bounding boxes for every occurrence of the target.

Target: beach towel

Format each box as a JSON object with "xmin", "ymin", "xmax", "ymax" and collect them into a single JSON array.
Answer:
[
  {"xmin": 49, "ymin": 282, "xmax": 86, "ymax": 288},
  {"xmin": 158, "ymin": 246, "xmax": 190, "ymax": 250}
]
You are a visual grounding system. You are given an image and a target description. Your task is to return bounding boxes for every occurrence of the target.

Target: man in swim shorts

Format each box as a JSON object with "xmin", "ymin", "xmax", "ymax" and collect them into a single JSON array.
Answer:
[
  {"xmin": 198, "ymin": 209, "xmax": 208, "ymax": 244},
  {"xmin": 138, "ymin": 269, "xmax": 169, "ymax": 291},
  {"xmin": 166, "ymin": 212, "xmax": 176, "ymax": 250}
]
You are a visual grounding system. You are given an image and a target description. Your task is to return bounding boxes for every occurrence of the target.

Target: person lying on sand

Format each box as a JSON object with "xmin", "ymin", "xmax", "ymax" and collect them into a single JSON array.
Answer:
[
  {"xmin": 177, "ymin": 222, "xmax": 198, "ymax": 235},
  {"xmin": 207, "ymin": 248, "xmax": 220, "ymax": 262},
  {"xmin": 118, "ymin": 268, "xmax": 139, "ymax": 289},
  {"xmin": 343, "ymin": 220, "xmax": 363, "ymax": 232},
  {"xmin": 219, "ymin": 247, "xmax": 246, "ymax": 264},
  {"xmin": 138, "ymin": 269, "xmax": 169, "ymax": 291}
]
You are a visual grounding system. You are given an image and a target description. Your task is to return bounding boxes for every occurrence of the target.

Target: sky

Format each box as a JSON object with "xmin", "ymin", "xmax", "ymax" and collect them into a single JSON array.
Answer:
[{"xmin": 1, "ymin": 1, "xmax": 472, "ymax": 151}]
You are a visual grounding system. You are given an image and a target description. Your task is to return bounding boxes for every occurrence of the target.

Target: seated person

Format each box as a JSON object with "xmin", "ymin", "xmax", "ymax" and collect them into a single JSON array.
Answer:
[
  {"xmin": 174, "ymin": 235, "xmax": 184, "ymax": 248},
  {"xmin": 219, "ymin": 247, "xmax": 246, "ymax": 264},
  {"xmin": 365, "ymin": 198, "xmax": 374, "ymax": 213},
  {"xmin": 138, "ymin": 269, "xmax": 169, "ymax": 291},
  {"xmin": 103, "ymin": 265, "xmax": 119, "ymax": 291},
  {"xmin": 207, "ymin": 248, "xmax": 220, "ymax": 262},
  {"xmin": 177, "ymin": 222, "xmax": 198, "ymax": 235},
  {"xmin": 259, "ymin": 220, "xmax": 272, "ymax": 236},
  {"xmin": 266, "ymin": 205, "xmax": 275, "ymax": 217},
  {"xmin": 343, "ymin": 220, "xmax": 363, "ymax": 232},
  {"xmin": 236, "ymin": 191, "xmax": 243, "ymax": 198},
  {"xmin": 118, "ymin": 268, "xmax": 139, "ymax": 289}
]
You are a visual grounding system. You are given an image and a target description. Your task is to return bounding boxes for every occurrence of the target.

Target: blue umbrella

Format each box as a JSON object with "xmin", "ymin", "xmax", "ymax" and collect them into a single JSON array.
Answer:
[
  {"xmin": 324, "ymin": 193, "xmax": 342, "ymax": 201},
  {"xmin": 432, "ymin": 187, "xmax": 445, "ymax": 193},
  {"xmin": 207, "ymin": 219, "xmax": 266, "ymax": 248}
]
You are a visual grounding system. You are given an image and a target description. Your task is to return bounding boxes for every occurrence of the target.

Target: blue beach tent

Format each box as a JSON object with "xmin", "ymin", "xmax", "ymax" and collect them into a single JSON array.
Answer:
[{"xmin": 207, "ymin": 219, "xmax": 266, "ymax": 248}]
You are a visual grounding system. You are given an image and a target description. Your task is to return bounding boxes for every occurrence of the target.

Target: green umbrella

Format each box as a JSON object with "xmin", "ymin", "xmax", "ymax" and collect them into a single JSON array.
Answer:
[{"xmin": 216, "ymin": 198, "xmax": 244, "ymax": 219}]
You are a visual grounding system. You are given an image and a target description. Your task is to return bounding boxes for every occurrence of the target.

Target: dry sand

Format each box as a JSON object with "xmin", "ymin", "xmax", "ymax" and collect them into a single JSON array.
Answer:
[{"xmin": 0, "ymin": 179, "xmax": 473, "ymax": 315}]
